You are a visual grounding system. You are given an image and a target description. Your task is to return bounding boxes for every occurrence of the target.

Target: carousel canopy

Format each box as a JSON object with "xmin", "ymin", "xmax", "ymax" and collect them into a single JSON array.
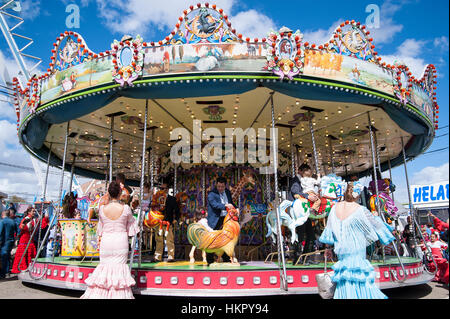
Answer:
[{"xmin": 13, "ymin": 3, "xmax": 438, "ymax": 184}]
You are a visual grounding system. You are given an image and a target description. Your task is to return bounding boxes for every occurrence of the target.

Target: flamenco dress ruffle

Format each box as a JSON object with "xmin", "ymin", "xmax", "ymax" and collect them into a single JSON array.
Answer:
[
  {"xmin": 319, "ymin": 207, "xmax": 395, "ymax": 299},
  {"xmin": 331, "ymin": 252, "xmax": 387, "ymax": 299},
  {"xmin": 80, "ymin": 260, "xmax": 136, "ymax": 299}
]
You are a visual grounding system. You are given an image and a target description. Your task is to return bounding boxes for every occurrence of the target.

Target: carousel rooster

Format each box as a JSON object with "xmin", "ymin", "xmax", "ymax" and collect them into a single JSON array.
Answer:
[{"xmin": 187, "ymin": 205, "xmax": 240, "ymax": 264}]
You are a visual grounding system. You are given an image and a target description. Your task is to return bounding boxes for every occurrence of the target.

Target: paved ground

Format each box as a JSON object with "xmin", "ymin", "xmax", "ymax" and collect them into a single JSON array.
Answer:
[{"xmin": 0, "ymin": 274, "xmax": 448, "ymax": 299}]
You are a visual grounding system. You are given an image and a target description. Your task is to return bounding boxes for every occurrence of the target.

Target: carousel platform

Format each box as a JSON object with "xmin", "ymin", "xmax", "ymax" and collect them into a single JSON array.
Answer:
[{"xmin": 18, "ymin": 256, "xmax": 433, "ymax": 297}]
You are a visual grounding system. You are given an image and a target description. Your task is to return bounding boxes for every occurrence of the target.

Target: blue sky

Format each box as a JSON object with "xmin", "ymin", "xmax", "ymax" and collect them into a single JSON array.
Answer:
[{"xmin": 0, "ymin": 0, "xmax": 448, "ymax": 203}]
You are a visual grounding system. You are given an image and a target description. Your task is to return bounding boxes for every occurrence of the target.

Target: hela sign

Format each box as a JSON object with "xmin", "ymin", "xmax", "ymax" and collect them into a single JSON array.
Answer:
[{"xmin": 411, "ymin": 182, "xmax": 449, "ymax": 207}]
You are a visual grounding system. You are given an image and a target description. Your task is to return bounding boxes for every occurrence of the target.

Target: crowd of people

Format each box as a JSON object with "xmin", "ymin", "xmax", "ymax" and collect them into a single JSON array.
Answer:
[{"xmin": 0, "ymin": 203, "xmax": 53, "ymax": 279}]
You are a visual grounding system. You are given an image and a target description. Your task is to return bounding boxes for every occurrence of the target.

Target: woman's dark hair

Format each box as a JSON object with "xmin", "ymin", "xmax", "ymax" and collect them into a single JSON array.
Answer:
[
  {"xmin": 216, "ymin": 177, "xmax": 227, "ymax": 185},
  {"xmin": 144, "ymin": 182, "xmax": 150, "ymax": 189},
  {"xmin": 343, "ymin": 182, "xmax": 357, "ymax": 202},
  {"xmin": 376, "ymin": 170, "xmax": 382, "ymax": 180},
  {"xmin": 116, "ymin": 173, "xmax": 126, "ymax": 183},
  {"xmin": 299, "ymin": 163, "xmax": 311, "ymax": 172},
  {"xmin": 194, "ymin": 207, "xmax": 207, "ymax": 222},
  {"xmin": 108, "ymin": 181, "xmax": 121, "ymax": 199}
]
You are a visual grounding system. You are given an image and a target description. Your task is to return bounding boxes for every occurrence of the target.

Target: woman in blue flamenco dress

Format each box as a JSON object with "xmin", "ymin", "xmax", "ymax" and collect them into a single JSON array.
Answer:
[{"xmin": 319, "ymin": 181, "xmax": 395, "ymax": 299}]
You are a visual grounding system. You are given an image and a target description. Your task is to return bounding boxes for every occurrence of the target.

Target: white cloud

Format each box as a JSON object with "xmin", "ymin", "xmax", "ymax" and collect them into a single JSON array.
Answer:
[
  {"xmin": 433, "ymin": 36, "xmax": 449, "ymax": 52},
  {"xmin": 411, "ymin": 162, "xmax": 449, "ymax": 186},
  {"xmin": 94, "ymin": 0, "xmax": 235, "ymax": 36},
  {"xmin": 381, "ymin": 38, "xmax": 429, "ymax": 78},
  {"xmin": 230, "ymin": 9, "xmax": 276, "ymax": 39},
  {"xmin": 396, "ymin": 38, "xmax": 427, "ymax": 58},
  {"xmin": 0, "ymin": 100, "xmax": 16, "ymax": 121},
  {"xmin": 19, "ymin": 0, "xmax": 41, "ymax": 21},
  {"xmin": 302, "ymin": 0, "xmax": 405, "ymax": 46},
  {"xmin": 367, "ymin": 0, "xmax": 404, "ymax": 45},
  {"xmin": 92, "ymin": 0, "xmax": 278, "ymax": 40},
  {"xmin": 302, "ymin": 20, "xmax": 341, "ymax": 45}
]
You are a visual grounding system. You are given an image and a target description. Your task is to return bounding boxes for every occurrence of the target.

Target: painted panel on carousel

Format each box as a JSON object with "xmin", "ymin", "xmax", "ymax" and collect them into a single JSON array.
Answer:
[
  {"xmin": 304, "ymin": 51, "xmax": 394, "ymax": 95},
  {"xmin": 410, "ymin": 82, "xmax": 434, "ymax": 120},
  {"xmin": 41, "ymin": 62, "xmax": 91, "ymax": 104},
  {"xmin": 40, "ymin": 32, "xmax": 96, "ymax": 104},
  {"xmin": 59, "ymin": 219, "xmax": 99, "ymax": 257},
  {"xmin": 143, "ymin": 42, "xmax": 267, "ymax": 75}
]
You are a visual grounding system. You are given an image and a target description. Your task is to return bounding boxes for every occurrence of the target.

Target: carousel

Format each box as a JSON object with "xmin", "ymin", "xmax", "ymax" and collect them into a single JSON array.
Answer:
[{"xmin": 12, "ymin": 4, "xmax": 440, "ymax": 296}]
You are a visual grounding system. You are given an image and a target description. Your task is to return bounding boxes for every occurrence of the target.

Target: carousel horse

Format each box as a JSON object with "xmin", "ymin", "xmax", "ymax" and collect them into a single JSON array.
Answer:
[
  {"xmin": 306, "ymin": 174, "xmax": 343, "ymax": 220},
  {"xmin": 266, "ymin": 198, "xmax": 310, "ymax": 244},
  {"xmin": 187, "ymin": 206, "xmax": 241, "ymax": 264}
]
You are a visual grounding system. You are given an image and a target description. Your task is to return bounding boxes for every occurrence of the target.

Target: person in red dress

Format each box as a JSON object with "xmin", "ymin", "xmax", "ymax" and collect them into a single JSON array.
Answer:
[
  {"xmin": 426, "ymin": 232, "xmax": 449, "ymax": 285},
  {"xmin": 11, "ymin": 207, "xmax": 37, "ymax": 274}
]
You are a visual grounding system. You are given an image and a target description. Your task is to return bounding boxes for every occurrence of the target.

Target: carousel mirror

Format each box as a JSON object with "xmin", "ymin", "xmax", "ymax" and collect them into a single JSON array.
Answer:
[{"xmin": 119, "ymin": 47, "xmax": 133, "ymax": 67}]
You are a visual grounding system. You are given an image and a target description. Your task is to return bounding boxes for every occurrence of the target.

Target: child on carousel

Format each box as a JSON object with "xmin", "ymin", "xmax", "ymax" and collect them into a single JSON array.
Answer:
[
  {"xmin": 189, "ymin": 207, "xmax": 212, "ymax": 263},
  {"xmin": 299, "ymin": 168, "xmax": 322, "ymax": 212}
]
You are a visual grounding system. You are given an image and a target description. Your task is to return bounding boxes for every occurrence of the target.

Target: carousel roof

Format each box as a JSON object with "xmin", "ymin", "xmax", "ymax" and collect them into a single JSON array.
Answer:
[{"xmin": 12, "ymin": 3, "xmax": 439, "ymax": 183}]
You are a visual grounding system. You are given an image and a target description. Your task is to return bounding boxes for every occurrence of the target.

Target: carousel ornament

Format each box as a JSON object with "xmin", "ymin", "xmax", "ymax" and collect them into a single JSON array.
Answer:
[
  {"xmin": 326, "ymin": 22, "xmax": 376, "ymax": 63},
  {"xmin": 27, "ymin": 77, "xmax": 41, "ymax": 114},
  {"xmin": 393, "ymin": 63, "xmax": 412, "ymax": 105},
  {"xmin": 111, "ymin": 35, "xmax": 144, "ymax": 87},
  {"xmin": 168, "ymin": 5, "xmax": 237, "ymax": 45},
  {"xmin": 53, "ymin": 32, "xmax": 93, "ymax": 72},
  {"xmin": 202, "ymin": 105, "xmax": 226, "ymax": 121},
  {"xmin": 265, "ymin": 27, "xmax": 304, "ymax": 80}
]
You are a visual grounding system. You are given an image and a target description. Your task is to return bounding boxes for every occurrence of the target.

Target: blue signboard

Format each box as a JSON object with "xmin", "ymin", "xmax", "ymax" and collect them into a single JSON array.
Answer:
[{"xmin": 411, "ymin": 182, "xmax": 449, "ymax": 205}]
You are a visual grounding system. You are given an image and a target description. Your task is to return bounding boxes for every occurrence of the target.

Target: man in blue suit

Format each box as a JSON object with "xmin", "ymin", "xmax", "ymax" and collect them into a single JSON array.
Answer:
[
  {"xmin": 0, "ymin": 209, "xmax": 18, "ymax": 278},
  {"xmin": 206, "ymin": 176, "xmax": 236, "ymax": 265}
]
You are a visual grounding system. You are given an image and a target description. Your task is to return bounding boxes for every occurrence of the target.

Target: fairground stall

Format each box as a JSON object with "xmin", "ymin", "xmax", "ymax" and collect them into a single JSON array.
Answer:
[{"xmin": 12, "ymin": 4, "xmax": 440, "ymax": 296}]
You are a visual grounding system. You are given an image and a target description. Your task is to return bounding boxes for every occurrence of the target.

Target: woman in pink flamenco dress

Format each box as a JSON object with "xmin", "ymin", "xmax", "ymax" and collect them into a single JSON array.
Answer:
[{"xmin": 81, "ymin": 181, "xmax": 139, "ymax": 299}]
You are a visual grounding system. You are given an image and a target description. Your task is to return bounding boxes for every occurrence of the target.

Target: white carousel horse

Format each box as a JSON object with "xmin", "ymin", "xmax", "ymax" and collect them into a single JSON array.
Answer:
[{"xmin": 265, "ymin": 198, "xmax": 310, "ymax": 244}]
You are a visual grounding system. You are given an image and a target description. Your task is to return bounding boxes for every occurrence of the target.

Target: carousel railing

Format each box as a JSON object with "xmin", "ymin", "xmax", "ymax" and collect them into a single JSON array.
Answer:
[
  {"xmin": 411, "ymin": 210, "xmax": 438, "ymax": 276},
  {"xmin": 367, "ymin": 112, "xmax": 408, "ymax": 283}
]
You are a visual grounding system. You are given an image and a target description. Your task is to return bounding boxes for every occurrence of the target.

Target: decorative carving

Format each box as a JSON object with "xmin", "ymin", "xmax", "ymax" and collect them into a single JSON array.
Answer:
[
  {"xmin": 52, "ymin": 33, "xmax": 93, "ymax": 72},
  {"xmin": 393, "ymin": 64, "xmax": 412, "ymax": 105},
  {"xmin": 265, "ymin": 27, "xmax": 304, "ymax": 80},
  {"xmin": 163, "ymin": 4, "xmax": 238, "ymax": 45},
  {"xmin": 111, "ymin": 35, "xmax": 144, "ymax": 86},
  {"xmin": 202, "ymin": 105, "xmax": 225, "ymax": 121},
  {"xmin": 326, "ymin": 21, "xmax": 378, "ymax": 63}
]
